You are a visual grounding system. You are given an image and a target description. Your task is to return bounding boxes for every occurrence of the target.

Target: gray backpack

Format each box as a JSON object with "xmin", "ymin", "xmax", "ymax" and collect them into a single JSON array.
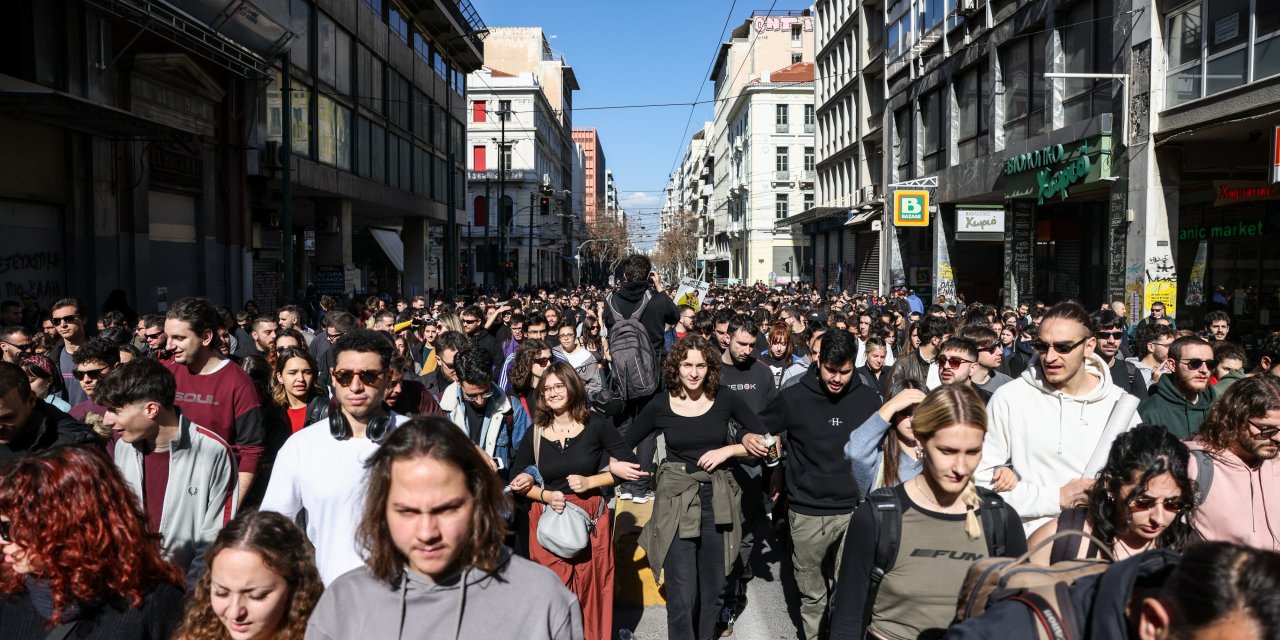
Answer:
[{"xmin": 605, "ymin": 291, "xmax": 659, "ymax": 401}]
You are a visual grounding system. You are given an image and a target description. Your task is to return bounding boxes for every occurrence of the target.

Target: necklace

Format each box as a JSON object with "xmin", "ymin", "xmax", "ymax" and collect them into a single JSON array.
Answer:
[{"xmin": 914, "ymin": 476, "xmax": 962, "ymax": 514}]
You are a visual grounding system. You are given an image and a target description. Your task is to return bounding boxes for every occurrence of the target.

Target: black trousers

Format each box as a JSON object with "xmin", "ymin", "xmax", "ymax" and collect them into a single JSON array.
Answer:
[
  {"xmin": 617, "ymin": 394, "xmax": 659, "ymax": 495},
  {"xmin": 663, "ymin": 483, "xmax": 728, "ymax": 640}
]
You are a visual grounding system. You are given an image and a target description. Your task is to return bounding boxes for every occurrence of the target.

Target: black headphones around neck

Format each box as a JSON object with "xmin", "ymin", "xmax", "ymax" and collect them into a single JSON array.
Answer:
[{"xmin": 328, "ymin": 396, "xmax": 395, "ymax": 443}]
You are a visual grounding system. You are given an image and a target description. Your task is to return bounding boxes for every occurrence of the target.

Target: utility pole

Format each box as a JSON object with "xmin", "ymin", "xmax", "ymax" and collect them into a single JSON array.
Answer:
[
  {"xmin": 280, "ymin": 60, "xmax": 294, "ymax": 303},
  {"xmin": 483, "ymin": 179, "xmax": 491, "ymax": 288},
  {"xmin": 527, "ymin": 191, "xmax": 535, "ymax": 287},
  {"xmin": 496, "ymin": 105, "xmax": 509, "ymax": 292}
]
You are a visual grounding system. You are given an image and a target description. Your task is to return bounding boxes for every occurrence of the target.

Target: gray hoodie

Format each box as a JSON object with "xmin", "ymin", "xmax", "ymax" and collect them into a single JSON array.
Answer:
[{"xmin": 305, "ymin": 548, "xmax": 582, "ymax": 640}]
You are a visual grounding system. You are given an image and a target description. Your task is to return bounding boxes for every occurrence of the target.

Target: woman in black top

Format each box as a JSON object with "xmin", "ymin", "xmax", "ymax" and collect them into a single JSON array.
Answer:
[
  {"xmin": 509, "ymin": 361, "xmax": 642, "ymax": 640},
  {"xmin": 626, "ymin": 335, "xmax": 765, "ymax": 640}
]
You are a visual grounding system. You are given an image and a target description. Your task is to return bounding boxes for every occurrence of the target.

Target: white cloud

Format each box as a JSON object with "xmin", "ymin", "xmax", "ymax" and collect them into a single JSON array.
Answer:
[{"xmin": 619, "ymin": 191, "xmax": 661, "ymax": 211}]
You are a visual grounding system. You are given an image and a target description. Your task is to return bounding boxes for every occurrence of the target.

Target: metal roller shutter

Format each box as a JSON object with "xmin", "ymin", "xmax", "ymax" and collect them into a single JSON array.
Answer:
[
  {"xmin": 857, "ymin": 231, "xmax": 880, "ymax": 294},
  {"xmin": 843, "ymin": 229, "xmax": 858, "ymax": 291}
]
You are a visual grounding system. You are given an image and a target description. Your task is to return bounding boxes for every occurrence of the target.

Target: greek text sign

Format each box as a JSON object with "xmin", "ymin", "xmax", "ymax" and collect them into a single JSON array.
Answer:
[{"xmin": 957, "ymin": 208, "xmax": 1005, "ymax": 233}]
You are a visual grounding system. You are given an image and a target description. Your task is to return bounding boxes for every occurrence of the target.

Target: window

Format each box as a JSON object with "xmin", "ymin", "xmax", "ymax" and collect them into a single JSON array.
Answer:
[
  {"xmin": 370, "ymin": 122, "xmax": 385, "ymax": 183},
  {"xmin": 361, "ymin": 0, "xmax": 381, "ymax": 13},
  {"xmin": 358, "ymin": 46, "xmax": 383, "ymax": 114},
  {"xmin": 922, "ymin": 0, "xmax": 944, "ymax": 30},
  {"xmin": 803, "ymin": 192, "xmax": 814, "ymax": 212},
  {"xmin": 473, "ymin": 196, "xmax": 487, "ymax": 226},
  {"xmin": 387, "ymin": 72, "xmax": 410, "ymax": 131},
  {"xmin": 887, "ymin": 17, "xmax": 903, "ymax": 60},
  {"xmin": 804, "ymin": 146, "xmax": 815, "ymax": 173},
  {"xmin": 288, "ymin": 0, "xmax": 309, "ymax": 72},
  {"xmin": 792, "ymin": 22, "xmax": 803, "ymax": 46},
  {"xmin": 355, "ymin": 117, "xmax": 370, "ymax": 177},
  {"xmin": 1165, "ymin": 2, "xmax": 1279, "ymax": 107},
  {"xmin": 804, "ymin": 103, "xmax": 815, "ymax": 132},
  {"xmin": 289, "ymin": 84, "xmax": 310, "ymax": 157},
  {"xmin": 957, "ymin": 61, "xmax": 989, "ymax": 162},
  {"xmin": 776, "ymin": 104, "xmax": 789, "ymax": 133},
  {"xmin": 317, "ymin": 95, "xmax": 350, "ymax": 169},
  {"xmin": 776, "ymin": 147, "xmax": 790, "ymax": 177},
  {"xmin": 894, "ymin": 106, "xmax": 912, "ymax": 170},
  {"xmin": 1259, "ymin": 3, "xmax": 1280, "ymax": 80},
  {"xmin": 921, "ymin": 90, "xmax": 945, "ymax": 171},
  {"xmin": 472, "ymin": 145, "xmax": 486, "ymax": 171},
  {"xmin": 499, "ymin": 144, "xmax": 512, "ymax": 172},
  {"xmin": 1061, "ymin": 0, "xmax": 1114, "ymax": 123},
  {"xmin": 473, "ymin": 100, "xmax": 486, "ymax": 123},
  {"xmin": 1000, "ymin": 32, "xmax": 1046, "ymax": 146},
  {"xmin": 316, "ymin": 14, "xmax": 351, "ymax": 93},
  {"xmin": 498, "ymin": 100, "xmax": 511, "ymax": 121},
  {"xmin": 776, "ymin": 194, "xmax": 790, "ymax": 220},
  {"xmin": 792, "ymin": 52, "xmax": 803, "ymax": 64},
  {"xmin": 388, "ymin": 7, "xmax": 409, "ymax": 44}
]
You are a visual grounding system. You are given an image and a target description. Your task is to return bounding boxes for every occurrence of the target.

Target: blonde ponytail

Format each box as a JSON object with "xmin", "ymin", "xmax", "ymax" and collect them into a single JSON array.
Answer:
[{"xmin": 960, "ymin": 478, "xmax": 982, "ymax": 539}]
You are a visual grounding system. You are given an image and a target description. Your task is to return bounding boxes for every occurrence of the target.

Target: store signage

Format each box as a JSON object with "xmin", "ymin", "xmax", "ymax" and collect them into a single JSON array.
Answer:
[
  {"xmin": 1214, "ymin": 180, "xmax": 1280, "ymax": 206},
  {"xmin": 893, "ymin": 190, "xmax": 930, "ymax": 227},
  {"xmin": 1004, "ymin": 144, "xmax": 1066, "ymax": 176},
  {"xmin": 956, "ymin": 208, "xmax": 1005, "ymax": 233},
  {"xmin": 1035, "ymin": 141, "xmax": 1093, "ymax": 205},
  {"xmin": 1178, "ymin": 221, "xmax": 1265, "ymax": 241}
]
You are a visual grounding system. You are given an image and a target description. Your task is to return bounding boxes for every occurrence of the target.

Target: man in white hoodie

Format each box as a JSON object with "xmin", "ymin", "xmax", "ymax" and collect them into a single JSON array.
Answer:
[{"xmin": 976, "ymin": 301, "xmax": 1141, "ymax": 534}]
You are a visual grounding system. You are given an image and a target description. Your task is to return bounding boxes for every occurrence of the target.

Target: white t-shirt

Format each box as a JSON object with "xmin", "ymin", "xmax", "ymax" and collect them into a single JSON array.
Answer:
[{"xmin": 260, "ymin": 414, "xmax": 409, "ymax": 585}]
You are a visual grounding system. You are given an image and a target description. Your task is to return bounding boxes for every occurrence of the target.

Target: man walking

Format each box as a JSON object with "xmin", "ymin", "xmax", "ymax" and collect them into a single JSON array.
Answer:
[
  {"xmin": 48, "ymin": 297, "xmax": 91, "ymax": 406},
  {"xmin": 1089, "ymin": 309, "xmax": 1147, "ymax": 399},
  {"xmin": 1138, "ymin": 335, "xmax": 1216, "ymax": 439}
]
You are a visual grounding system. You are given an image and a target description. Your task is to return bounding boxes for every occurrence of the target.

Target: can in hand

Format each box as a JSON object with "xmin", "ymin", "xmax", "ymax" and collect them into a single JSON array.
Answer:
[{"xmin": 762, "ymin": 433, "xmax": 781, "ymax": 467}]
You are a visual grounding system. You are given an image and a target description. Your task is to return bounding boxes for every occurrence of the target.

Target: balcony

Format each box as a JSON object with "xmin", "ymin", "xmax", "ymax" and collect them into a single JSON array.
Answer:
[
  {"xmin": 776, "ymin": 124, "xmax": 790, "ymax": 134},
  {"xmin": 803, "ymin": 170, "xmax": 816, "ymax": 181},
  {"xmin": 775, "ymin": 170, "xmax": 791, "ymax": 181},
  {"xmin": 804, "ymin": 123, "xmax": 814, "ymax": 134}
]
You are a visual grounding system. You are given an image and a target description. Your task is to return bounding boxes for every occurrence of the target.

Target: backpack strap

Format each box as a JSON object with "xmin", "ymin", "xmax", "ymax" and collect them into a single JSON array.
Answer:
[
  {"xmin": 1049, "ymin": 507, "xmax": 1088, "ymax": 564},
  {"xmin": 1191, "ymin": 449, "xmax": 1214, "ymax": 506},
  {"xmin": 630, "ymin": 290, "xmax": 653, "ymax": 321},
  {"xmin": 605, "ymin": 293, "xmax": 626, "ymax": 323},
  {"xmin": 976, "ymin": 487, "xmax": 1008, "ymax": 557},
  {"xmin": 864, "ymin": 489, "xmax": 902, "ymax": 629},
  {"xmin": 1124, "ymin": 361, "xmax": 1138, "ymax": 391},
  {"xmin": 1009, "ymin": 592, "xmax": 1073, "ymax": 640}
]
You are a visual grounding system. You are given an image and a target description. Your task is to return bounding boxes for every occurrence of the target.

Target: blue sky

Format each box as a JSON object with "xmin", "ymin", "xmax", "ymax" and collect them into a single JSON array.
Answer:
[{"xmin": 469, "ymin": 1, "xmax": 813, "ymax": 247}]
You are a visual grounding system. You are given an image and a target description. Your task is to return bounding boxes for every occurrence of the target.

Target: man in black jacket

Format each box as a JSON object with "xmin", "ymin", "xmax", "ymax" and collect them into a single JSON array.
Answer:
[
  {"xmin": 744, "ymin": 330, "xmax": 880, "ymax": 640},
  {"xmin": 0, "ymin": 361, "xmax": 96, "ymax": 463}
]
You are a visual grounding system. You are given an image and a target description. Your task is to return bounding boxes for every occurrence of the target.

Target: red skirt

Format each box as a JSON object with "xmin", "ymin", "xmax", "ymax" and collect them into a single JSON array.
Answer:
[{"xmin": 528, "ymin": 491, "xmax": 613, "ymax": 640}]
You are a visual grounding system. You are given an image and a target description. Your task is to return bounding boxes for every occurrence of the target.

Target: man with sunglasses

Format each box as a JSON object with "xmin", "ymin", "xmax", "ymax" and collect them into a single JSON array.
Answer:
[
  {"xmin": 68, "ymin": 337, "xmax": 121, "ymax": 423},
  {"xmin": 1127, "ymin": 323, "xmax": 1178, "ymax": 390},
  {"xmin": 976, "ymin": 301, "xmax": 1141, "ymax": 535},
  {"xmin": 0, "ymin": 361, "xmax": 95, "ymax": 464},
  {"xmin": 426, "ymin": 330, "xmax": 473, "ymax": 401},
  {"xmin": 1138, "ymin": 336, "xmax": 1217, "ymax": 439},
  {"xmin": 438, "ymin": 345, "xmax": 530, "ymax": 474},
  {"xmin": 0, "ymin": 326, "xmax": 32, "ymax": 365},
  {"xmin": 1088, "ymin": 309, "xmax": 1148, "ymax": 400},
  {"xmin": 262, "ymin": 328, "xmax": 411, "ymax": 584},
  {"xmin": 1186, "ymin": 376, "xmax": 1280, "ymax": 550},
  {"xmin": 957, "ymin": 325, "xmax": 1014, "ymax": 395},
  {"xmin": 47, "ymin": 297, "xmax": 90, "ymax": 407},
  {"xmin": 934, "ymin": 337, "xmax": 993, "ymax": 403}
]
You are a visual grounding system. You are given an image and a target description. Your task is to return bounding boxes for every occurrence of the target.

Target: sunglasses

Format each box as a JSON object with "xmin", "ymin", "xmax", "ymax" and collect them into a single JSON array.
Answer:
[
  {"xmin": 464, "ymin": 389, "xmax": 494, "ymax": 402},
  {"xmin": 1096, "ymin": 331, "xmax": 1124, "ymax": 340},
  {"xmin": 72, "ymin": 368, "xmax": 110, "ymax": 381},
  {"xmin": 51, "ymin": 314, "xmax": 79, "ymax": 325},
  {"xmin": 1128, "ymin": 494, "xmax": 1190, "ymax": 513},
  {"xmin": 332, "ymin": 369, "xmax": 384, "ymax": 387},
  {"xmin": 1249, "ymin": 421, "xmax": 1280, "ymax": 441},
  {"xmin": 1031, "ymin": 336, "xmax": 1090, "ymax": 355},
  {"xmin": 1, "ymin": 340, "xmax": 31, "ymax": 354},
  {"xmin": 326, "ymin": 331, "xmax": 345, "ymax": 342},
  {"xmin": 144, "ymin": 331, "xmax": 165, "ymax": 341},
  {"xmin": 533, "ymin": 357, "xmax": 552, "ymax": 366},
  {"xmin": 935, "ymin": 355, "xmax": 974, "ymax": 369},
  {"xmin": 980, "ymin": 343, "xmax": 1000, "ymax": 354},
  {"xmin": 462, "ymin": 318, "xmax": 480, "ymax": 325},
  {"xmin": 1177, "ymin": 358, "xmax": 1217, "ymax": 371}
]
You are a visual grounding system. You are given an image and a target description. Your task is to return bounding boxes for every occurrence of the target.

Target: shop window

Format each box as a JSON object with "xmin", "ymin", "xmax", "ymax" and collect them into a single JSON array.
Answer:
[
  {"xmin": 1001, "ymin": 32, "xmax": 1046, "ymax": 146},
  {"xmin": 958, "ymin": 60, "xmax": 989, "ymax": 162},
  {"xmin": 1060, "ymin": 0, "xmax": 1114, "ymax": 124}
]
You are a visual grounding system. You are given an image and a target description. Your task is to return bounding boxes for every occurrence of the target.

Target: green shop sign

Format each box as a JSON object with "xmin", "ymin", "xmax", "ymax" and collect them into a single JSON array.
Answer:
[
  {"xmin": 1178, "ymin": 221, "xmax": 1266, "ymax": 241},
  {"xmin": 1003, "ymin": 137, "xmax": 1110, "ymax": 204}
]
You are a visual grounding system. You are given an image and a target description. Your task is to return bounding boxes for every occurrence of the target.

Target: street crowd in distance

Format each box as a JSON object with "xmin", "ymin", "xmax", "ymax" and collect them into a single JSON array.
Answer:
[{"xmin": 1, "ymin": 253, "xmax": 1279, "ymax": 640}]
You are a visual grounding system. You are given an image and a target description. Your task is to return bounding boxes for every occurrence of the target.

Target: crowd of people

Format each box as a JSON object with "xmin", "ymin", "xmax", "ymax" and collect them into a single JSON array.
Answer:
[{"xmin": 1, "ymin": 260, "xmax": 1280, "ymax": 640}]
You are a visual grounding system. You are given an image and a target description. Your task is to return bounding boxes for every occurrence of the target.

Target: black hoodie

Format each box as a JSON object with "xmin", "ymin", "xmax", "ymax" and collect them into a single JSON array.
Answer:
[
  {"xmin": 604, "ymin": 281, "xmax": 679, "ymax": 352},
  {"xmin": 0, "ymin": 402, "xmax": 98, "ymax": 464},
  {"xmin": 945, "ymin": 550, "xmax": 1179, "ymax": 639},
  {"xmin": 750, "ymin": 362, "xmax": 880, "ymax": 515}
]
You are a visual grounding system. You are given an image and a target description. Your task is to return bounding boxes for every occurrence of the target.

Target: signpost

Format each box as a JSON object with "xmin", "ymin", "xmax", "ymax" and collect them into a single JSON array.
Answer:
[{"xmin": 893, "ymin": 190, "xmax": 930, "ymax": 227}]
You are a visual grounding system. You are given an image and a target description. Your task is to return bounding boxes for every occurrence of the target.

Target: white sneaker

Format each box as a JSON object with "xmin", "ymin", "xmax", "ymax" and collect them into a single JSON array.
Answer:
[
  {"xmin": 632, "ymin": 491, "xmax": 655, "ymax": 504},
  {"xmin": 618, "ymin": 490, "xmax": 634, "ymax": 501}
]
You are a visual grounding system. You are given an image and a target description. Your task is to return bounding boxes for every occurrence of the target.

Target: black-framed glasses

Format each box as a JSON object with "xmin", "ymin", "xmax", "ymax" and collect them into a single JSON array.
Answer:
[
  {"xmin": 72, "ymin": 368, "xmax": 109, "ymax": 381},
  {"xmin": 332, "ymin": 369, "xmax": 384, "ymax": 387},
  {"xmin": 1128, "ymin": 494, "xmax": 1190, "ymax": 513},
  {"xmin": 1031, "ymin": 336, "xmax": 1090, "ymax": 355},
  {"xmin": 51, "ymin": 314, "xmax": 79, "ymax": 325},
  {"xmin": 463, "ymin": 388, "xmax": 494, "ymax": 402},
  {"xmin": 1, "ymin": 340, "xmax": 31, "ymax": 354},
  {"xmin": 1178, "ymin": 358, "xmax": 1217, "ymax": 371},
  {"xmin": 439, "ymin": 359, "xmax": 456, "ymax": 370},
  {"xmin": 325, "ymin": 331, "xmax": 345, "ymax": 342},
  {"xmin": 462, "ymin": 317, "xmax": 480, "ymax": 325},
  {"xmin": 1249, "ymin": 421, "xmax": 1280, "ymax": 441},
  {"xmin": 533, "ymin": 357, "xmax": 552, "ymax": 366},
  {"xmin": 935, "ymin": 355, "xmax": 974, "ymax": 369},
  {"xmin": 1096, "ymin": 331, "xmax": 1125, "ymax": 340}
]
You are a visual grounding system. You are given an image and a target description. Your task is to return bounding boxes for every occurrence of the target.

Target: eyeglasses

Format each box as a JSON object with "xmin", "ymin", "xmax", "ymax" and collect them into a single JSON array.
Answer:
[
  {"xmin": 439, "ymin": 359, "xmax": 456, "ymax": 370},
  {"xmin": 1128, "ymin": 494, "xmax": 1190, "ymax": 513},
  {"xmin": 1249, "ymin": 421, "xmax": 1280, "ymax": 441},
  {"xmin": 462, "ymin": 318, "xmax": 480, "ymax": 325},
  {"xmin": 0, "ymin": 519, "xmax": 9, "ymax": 543},
  {"xmin": 533, "ymin": 357, "xmax": 552, "ymax": 366},
  {"xmin": 51, "ymin": 314, "xmax": 79, "ymax": 325},
  {"xmin": 72, "ymin": 368, "xmax": 109, "ymax": 381},
  {"xmin": 935, "ymin": 355, "xmax": 975, "ymax": 369},
  {"xmin": 144, "ymin": 332, "xmax": 164, "ymax": 341},
  {"xmin": 543, "ymin": 383, "xmax": 567, "ymax": 394},
  {"xmin": 463, "ymin": 388, "xmax": 494, "ymax": 402},
  {"xmin": 325, "ymin": 331, "xmax": 345, "ymax": 342},
  {"xmin": 1031, "ymin": 336, "xmax": 1090, "ymax": 355},
  {"xmin": 1, "ymin": 340, "xmax": 31, "ymax": 354},
  {"xmin": 1177, "ymin": 359, "xmax": 1217, "ymax": 371},
  {"xmin": 332, "ymin": 369, "xmax": 384, "ymax": 387},
  {"xmin": 980, "ymin": 343, "xmax": 1001, "ymax": 354},
  {"xmin": 1096, "ymin": 331, "xmax": 1125, "ymax": 340}
]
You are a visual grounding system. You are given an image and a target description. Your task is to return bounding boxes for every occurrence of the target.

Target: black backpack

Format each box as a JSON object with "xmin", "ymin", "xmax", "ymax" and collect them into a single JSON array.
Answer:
[
  {"xmin": 863, "ymin": 486, "xmax": 1010, "ymax": 627},
  {"xmin": 605, "ymin": 291, "xmax": 660, "ymax": 401}
]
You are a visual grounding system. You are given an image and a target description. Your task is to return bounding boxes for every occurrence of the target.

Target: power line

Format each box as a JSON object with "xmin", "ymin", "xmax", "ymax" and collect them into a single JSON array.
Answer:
[{"xmin": 665, "ymin": 0, "xmax": 741, "ymax": 187}]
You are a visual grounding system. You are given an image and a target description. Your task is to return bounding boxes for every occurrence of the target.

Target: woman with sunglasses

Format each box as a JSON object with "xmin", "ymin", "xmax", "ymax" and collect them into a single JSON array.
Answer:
[
  {"xmin": 508, "ymin": 361, "xmax": 642, "ymax": 640},
  {"xmin": 1025, "ymin": 424, "xmax": 1196, "ymax": 564},
  {"xmin": 626, "ymin": 336, "xmax": 766, "ymax": 640},
  {"xmin": 578, "ymin": 314, "xmax": 608, "ymax": 364},
  {"xmin": 507, "ymin": 339, "xmax": 553, "ymax": 419},
  {"xmin": 0, "ymin": 445, "xmax": 185, "ymax": 639},
  {"xmin": 20, "ymin": 353, "xmax": 70, "ymax": 412}
]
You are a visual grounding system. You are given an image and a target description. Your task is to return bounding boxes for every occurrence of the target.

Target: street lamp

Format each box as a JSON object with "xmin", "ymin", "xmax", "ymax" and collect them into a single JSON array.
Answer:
[
  {"xmin": 1042, "ymin": 72, "xmax": 1129, "ymax": 147},
  {"xmin": 441, "ymin": 28, "xmax": 488, "ymax": 300}
]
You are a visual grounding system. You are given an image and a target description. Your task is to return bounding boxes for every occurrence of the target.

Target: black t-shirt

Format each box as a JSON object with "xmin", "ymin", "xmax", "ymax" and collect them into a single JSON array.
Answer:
[
  {"xmin": 626, "ymin": 389, "xmax": 764, "ymax": 465},
  {"xmin": 464, "ymin": 402, "xmax": 485, "ymax": 445},
  {"xmin": 511, "ymin": 413, "xmax": 638, "ymax": 492},
  {"xmin": 719, "ymin": 359, "xmax": 777, "ymax": 414}
]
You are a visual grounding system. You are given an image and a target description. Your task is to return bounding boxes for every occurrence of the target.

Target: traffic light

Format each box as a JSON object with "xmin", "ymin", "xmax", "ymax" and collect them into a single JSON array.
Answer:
[
  {"xmin": 784, "ymin": 259, "xmax": 792, "ymax": 274},
  {"xmin": 539, "ymin": 197, "xmax": 550, "ymax": 216}
]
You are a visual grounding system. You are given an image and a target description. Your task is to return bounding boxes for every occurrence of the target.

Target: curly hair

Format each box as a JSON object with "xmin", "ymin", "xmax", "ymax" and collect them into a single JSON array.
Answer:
[
  {"xmin": 357, "ymin": 416, "xmax": 510, "ymax": 586},
  {"xmin": 664, "ymin": 335, "xmax": 721, "ymax": 400},
  {"xmin": 509, "ymin": 339, "xmax": 550, "ymax": 394},
  {"xmin": 0, "ymin": 446, "xmax": 182, "ymax": 624},
  {"xmin": 1084, "ymin": 424, "xmax": 1196, "ymax": 552},
  {"xmin": 534, "ymin": 361, "xmax": 590, "ymax": 428},
  {"xmin": 1199, "ymin": 375, "xmax": 1280, "ymax": 452},
  {"xmin": 174, "ymin": 510, "xmax": 323, "ymax": 640}
]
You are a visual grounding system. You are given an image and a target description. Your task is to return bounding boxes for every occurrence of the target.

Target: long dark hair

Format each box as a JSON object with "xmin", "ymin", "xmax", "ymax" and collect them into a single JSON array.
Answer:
[
  {"xmin": 534, "ymin": 361, "xmax": 589, "ymax": 428},
  {"xmin": 1086, "ymin": 424, "xmax": 1196, "ymax": 552},
  {"xmin": 880, "ymin": 377, "xmax": 925, "ymax": 488}
]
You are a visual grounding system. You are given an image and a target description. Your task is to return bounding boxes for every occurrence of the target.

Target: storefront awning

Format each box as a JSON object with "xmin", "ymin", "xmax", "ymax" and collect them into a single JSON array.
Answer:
[
  {"xmin": 844, "ymin": 208, "xmax": 882, "ymax": 227},
  {"xmin": 0, "ymin": 73, "xmax": 195, "ymax": 140},
  {"xmin": 368, "ymin": 227, "xmax": 405, "ymax": 273},
  {"xmin": 776, "ymin": 206, "xmax": 847, "ymax": 229}
]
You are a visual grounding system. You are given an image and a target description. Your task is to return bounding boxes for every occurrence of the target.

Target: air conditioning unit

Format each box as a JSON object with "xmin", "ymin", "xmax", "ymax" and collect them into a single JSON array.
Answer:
[{"xmin": 957, "ymin": 0, "xmax": 980, "ymax": 16}]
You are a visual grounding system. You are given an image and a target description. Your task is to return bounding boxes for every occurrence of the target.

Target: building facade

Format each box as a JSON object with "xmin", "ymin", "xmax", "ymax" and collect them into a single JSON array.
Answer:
[{"xmin": 572, "ymin": 127, "xmax": 606, "ymax": 225}]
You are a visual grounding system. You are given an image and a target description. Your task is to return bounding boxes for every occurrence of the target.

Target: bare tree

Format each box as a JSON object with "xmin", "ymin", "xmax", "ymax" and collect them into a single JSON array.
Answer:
[
  {"xmin": 652, "ymin": 211, "xmax": 699, "ymax": 280},
  {"xmin": 585, "ymin": 214, "xmax": 631, "ymax": 275}
]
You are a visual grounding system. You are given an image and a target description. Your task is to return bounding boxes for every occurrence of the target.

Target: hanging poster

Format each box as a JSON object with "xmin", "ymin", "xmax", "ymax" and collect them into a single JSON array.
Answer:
[
  {"xmin": 1184, "ymin": 241, "xmax": 1208, "ymax": 307},
  {"xmin": 673, "ymin": 278, "xmax": 709, "ymax": 312}
]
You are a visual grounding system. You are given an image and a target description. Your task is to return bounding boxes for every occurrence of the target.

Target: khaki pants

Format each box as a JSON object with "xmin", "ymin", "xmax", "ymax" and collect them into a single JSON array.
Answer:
[{"xmin": 789, "ymin": 510, "xmax": 852, "ymax": 640}]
